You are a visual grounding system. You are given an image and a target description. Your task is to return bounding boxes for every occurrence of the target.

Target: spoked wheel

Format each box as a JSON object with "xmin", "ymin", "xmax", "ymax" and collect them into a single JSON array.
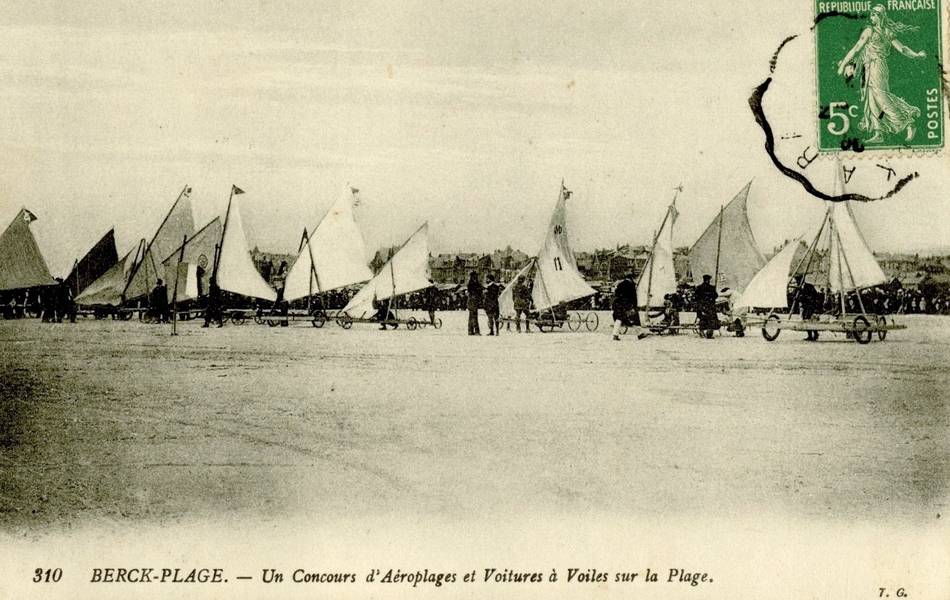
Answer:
[
  {"xmin": 432, "ymin": 317, "xmax": 442, "ymax": 330},
  {"xmin": 567, "ymin": 312, "xmax": 583, "ymax": 331},
  {"xmin": 267, "ymin": 317, "xmax": 280, "ymax": 327},
  {"xmin": 407, "ymin": 317, "xmax": 418, "ymax": 331},
  {"xmin": 762, "ymin": 314, "xmax": 782, "ymax": 342},
  {"xmin": 585, "ymin": 312, "xmax": 599, "ymax": 331},
  {"xmin": 254, "ymin": 312, "xmax": 265, "ymax": 325},
  {"xmin": 311, "ymin": 312, "xmax": 327, "ymax": 328},
  {"xmin": 231, "ymin": 311, "xmax": 247, "ymax": 325},
  {"xmin": 852, "ymin": 315, "xmax": 872, "ymax": 344},
  {"xmin": 876, "ymin": 315, "xmax": 887, "ymax": 341},
  {"xmin": 338, "ymin": 314, "xmax": 353, "ymax": 329}
]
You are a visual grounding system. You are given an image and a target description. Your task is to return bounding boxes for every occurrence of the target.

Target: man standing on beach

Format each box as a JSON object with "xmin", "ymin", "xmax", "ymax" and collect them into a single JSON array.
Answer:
[
  {"xmin": 466, "ymin": 271, "xmax": 482, "ymax": 336},
  {"xmin": 611, "ymin": 272, "xmax": 643, "ymax": 341},
  {"xmin": 483, "ymin": 274, "xmax": 502, "ymax": 336}
]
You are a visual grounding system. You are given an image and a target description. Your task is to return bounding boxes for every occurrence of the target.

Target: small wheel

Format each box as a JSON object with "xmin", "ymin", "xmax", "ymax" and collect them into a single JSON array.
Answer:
[
  {"xmin": 312, "ymin": 312, "xmax": 327, "ymax": 328},
  {"xmin": 853, "ymin": 316, "xmax": 872, "ymax": 344},
  {"xmin": 585, "ymin": 312, "xmax": 599, "ymax": 331},
  {"xmin": 433, "ymin": 317, "xmax": 442, "ymax": 329},
  {"xmin": 230, "ymin": 312, "xmax": 246, "ymax": 325},
  {"xmin": 876, "ymin": 315, "xmax": 887, "ymax": 341},
  {"xmin": 407, "ymin": 317, "xmax": 418, "ymax": 331},
  {"xmin": 762, "ymin": 314, "xmax": 781, "ymax": 342},
  {"xmin": 254, "ymin": 312, "xmax": 265, "ymax": 325},
  {"xmin": 537, "ymin": 322, "xmax": 550, "ymax": 333},
  {"xmin": 567, "ymin": 312, "xmax": 582, "ymax": 331},
  {"xmin": 340, "ymin": 315, "xmax": 353, "ymax": 329},
  {"xmin": 267, "ymin": 317, "xmax": 279, "ymax": 327}
]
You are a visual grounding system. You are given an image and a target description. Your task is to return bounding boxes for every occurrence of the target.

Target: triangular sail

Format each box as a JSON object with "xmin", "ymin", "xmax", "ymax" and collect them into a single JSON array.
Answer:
[
  {"xmin": 65, "ymin": 228, "xmax": 118, "ymax": 297},
  {"xmin": 637, "ymin": 203, "xmax": 677, "ymax": 308},
  {"xmin": 216, "ymin": 196, "xmax": 277, "ymax": 302},
  {"xmin": 532, "ymin": 185, "xmax": 595, "ymax": 311},
  {"xmin": 828, "ymin": 201, "xmax": 887, "ymax": 292},
  {"xmin": 688, "ymin": 181, "xmax": 766, "ymax": 292},
  {"xmin": 161, "ymin": 217, "xmax": 222, "ymax": 302},
  {"xmin": 124, "ymin": 187, "xmax": 195, "ymax": 301},
  {"xmin": 284, "ymin": 186, "xmax": 372, "ymax": 302},
  {"xmin": 342, "ymin": 223, "xmax": 431, "ymax": 316},
  {"xmin": 0, "ymin": 208, "xmax": 56, "ymax": 291},
  {"xmin": 734, "ymin": 239, "xmax": 803, "ymax": 310},
  {"xmin": 75, "ymin": 245, "xmax": 140, "ymax": 306},
  {"xmin": 499, "ymin": 260, "xmax": 535, "ymax": 318}
]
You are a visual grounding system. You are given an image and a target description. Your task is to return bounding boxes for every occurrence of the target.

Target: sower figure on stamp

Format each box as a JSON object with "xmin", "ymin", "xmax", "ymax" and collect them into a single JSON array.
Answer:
[
  {"xmin": 611, "ymin": 272, "xmax": 644, "ymax": 341},
  {"xmin": 837, "ymin": 5, "xmax": 926, "ymax": 144},
  {"xmin": 466, "ymin": 271, "xmax": 482, "ymax": 336},
  {"xmin": 483, "ymin": 274, "xmax": 502, "ymax": 336}
]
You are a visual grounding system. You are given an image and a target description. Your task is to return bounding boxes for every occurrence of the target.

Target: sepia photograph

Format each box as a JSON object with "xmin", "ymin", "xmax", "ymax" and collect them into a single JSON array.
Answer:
[{"xmin": 0, "ymin": 1, "xmax": 947, "ymax": 598}]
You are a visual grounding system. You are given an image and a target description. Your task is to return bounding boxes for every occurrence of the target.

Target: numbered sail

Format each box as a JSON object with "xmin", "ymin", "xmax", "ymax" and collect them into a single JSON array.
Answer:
[
  {"xmin": 162, "ymin": 217, "xmax": 222, "ymax": 302},
  {"xmin": 532, "ymin": 185, "xmax": 595, "ymax": 311},
  {"xmin": 76, "ymin": 245, "xmax": 141, "ymax": 306},
  {"xmin": 637, "ymin": 204, "xmax": 677, "ymax": 308},
  {"xmin": 217, "ymin": 196, "xmax": 277, "ymax": 302},
  {"xmin": 284, "ymin": 186, "xmax": 372, "ymax": 302},
  {"xmin": 688, "ymin": 181, "xmax": 765, "ymax": 292},
  {"xmin": 0, "ymin": 208, "xmax": 56, "ymax": 291},
  {"xmin": 342, "ymin": 223, "xmax": 431, "ymax": 316},
  {"xmin": 124, "ymin": 187, "xmax": 195, "ymax": 301}
]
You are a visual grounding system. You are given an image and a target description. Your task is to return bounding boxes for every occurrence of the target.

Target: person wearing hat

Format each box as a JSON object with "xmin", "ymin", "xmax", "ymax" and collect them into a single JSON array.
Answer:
[
  {"xmin": 150, "ymin": 278, "xmax": 170, "ymax": 323},
  {"xmin": 466, "ymin": 271, "xmax": 483, "ymax": 335},
  {"xmin": 483, "ymin": 273, "xmax": 502, "ymax": 336},
  {"xmin": 611, "ymin": 272, "xmax": 645, "ymax": 341},
  {"xmin": 694, "ymin": 274, "xmax": 718, "ymax": 338},
  {"xmin": 511, "ymin": 274, "xmax": 532, "ymax": 332}
]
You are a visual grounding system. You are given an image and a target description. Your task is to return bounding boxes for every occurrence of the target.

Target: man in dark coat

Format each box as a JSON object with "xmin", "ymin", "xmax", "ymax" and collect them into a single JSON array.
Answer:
[
  {"xmin": 150, "ymin": 279, "xmax": 170, "ymax": 323},
  {"xmin": 483, "ymin": 274, "xmax": 502, "ymax": 336},
  {"xmin": 611, "ymin": 272, "xmax": 643, "ymax": 341},
  {"xmin": 202, "ymin": 276, "xmax": 223, "ymax": 327},
  {"xmin": 512, "ymin": 275, "xmax": 532, "ymax": 332},
  {"xmin": 694, "ymin": 274, "xmax": 719, "ymax": 338},
  {"xmin": 466, "ymin": 271, "xmax": 482, "ymax": 336}
]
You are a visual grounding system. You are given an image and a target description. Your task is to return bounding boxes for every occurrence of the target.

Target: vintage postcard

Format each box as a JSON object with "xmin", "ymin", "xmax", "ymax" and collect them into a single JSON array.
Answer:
[{"xmin": 0, "ymin": 1, "xmax": 948, "ymax": 599}]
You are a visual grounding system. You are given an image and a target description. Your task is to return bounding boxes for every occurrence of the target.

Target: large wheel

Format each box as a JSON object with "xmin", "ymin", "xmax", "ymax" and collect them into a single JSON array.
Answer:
[
  {"xmin": 432, "ymin": 317, "xmax": 442, "ymax": 329},
  {"xmin": 567, "ymin": 312, "xmax": 583, "ymax": 331},
  {"xmin": 853, "ymin": 315, "xmax": 872, "ymax": 344},
  {"xmin": 312, "ymin": 312, "xmax": 327, "ymax": 328},
  {"xmin": 762, "ymin": 314, "xmax": 782, "ymax": 342},
  {"xmin": 585, "ymin": 312, "xmax": 599, "ymax": 331},
  {"xmin": 339, "ymin": 314, "xmax": 353, "ymax": 329},
  {"xmin": 231, "ymin": 311, "xmax": 247, "ymax": 325},
  {"xmin": 407, "ymin": 317, "xmax": 418, "ymax": 331},
  {"xmin": 876, "ymin": 315, "xmax": 887, "ymax": 341}
]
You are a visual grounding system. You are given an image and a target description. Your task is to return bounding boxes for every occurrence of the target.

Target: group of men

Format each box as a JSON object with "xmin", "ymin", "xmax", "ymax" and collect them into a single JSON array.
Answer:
[{"xmin": 610, "ymin": 272, "xmax": 720, "ymax": 341}]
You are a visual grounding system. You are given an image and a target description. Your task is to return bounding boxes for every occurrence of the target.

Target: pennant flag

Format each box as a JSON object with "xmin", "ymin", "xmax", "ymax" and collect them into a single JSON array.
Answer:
[
  {"xmin": 21, "ymin": 209, "xmax": 37, "ymax": 223},
  {"xmin": 561, "ymin": 185, "xmax": 572, "ymax": 200},
  {"xmin": 232, "ymin": 185, "xmax": 245, "ymax": 195}
]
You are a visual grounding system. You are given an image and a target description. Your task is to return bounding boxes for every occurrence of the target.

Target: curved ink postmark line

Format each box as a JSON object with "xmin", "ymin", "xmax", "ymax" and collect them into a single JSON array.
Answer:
[{"xmin": 750, "ymin": 32, "xmax": 919, "ymax": 203}]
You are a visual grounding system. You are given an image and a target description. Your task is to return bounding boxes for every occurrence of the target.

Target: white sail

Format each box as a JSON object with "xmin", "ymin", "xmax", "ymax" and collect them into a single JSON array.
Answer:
[
  {"xmin": 734, "ymin": 238, "xmax": 802, "ymax": 310},
  {"xmin": 216, "ymin": 195, "xmax": 277, "ymax": 302},
  {"xmin": 688, "ymin": 181, "xmax": 766, "ymax": 292},
  {"xmin": 76, "ymin": 246, "xmax": 139, "ymax": 306},
  {"xmin": 637, "ymin": 204, "xmax": 677, "ymax": 308},
  {"xmin": 342, "ymin": 223, "xmax": 431, "ymax": 316},
  {"xmin": 531, "ymin": 185, "xmax": 595, "ymax": 311},
  {"xmin": 162, "ymin": 217, "xmax": 222, "ymax": 302},
  {"xmin": 284, "ymin": 186, "xmax": 372, "ymax": 302},
  {"xmin": 499, "ymin": 260, "xmax": 535, "ymax": 319},
  {"xmin": 124, "ymin": 186, "xmax": 195, "ymax": 301},
  {"xmin": 828, "ymin": 201, "xmax": 886, "ymax": 292}
]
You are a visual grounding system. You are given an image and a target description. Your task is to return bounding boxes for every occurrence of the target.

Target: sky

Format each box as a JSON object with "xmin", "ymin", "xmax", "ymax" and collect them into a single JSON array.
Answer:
[{"xmin": 0, "ymin": 0, "xmax": 948, "ymax": 276}]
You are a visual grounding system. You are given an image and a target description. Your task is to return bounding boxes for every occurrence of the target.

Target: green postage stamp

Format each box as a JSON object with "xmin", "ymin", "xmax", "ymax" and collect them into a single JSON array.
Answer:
[{"xmin": 815, "ymin": 1, "xmax": 945, "ymax": 153}]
